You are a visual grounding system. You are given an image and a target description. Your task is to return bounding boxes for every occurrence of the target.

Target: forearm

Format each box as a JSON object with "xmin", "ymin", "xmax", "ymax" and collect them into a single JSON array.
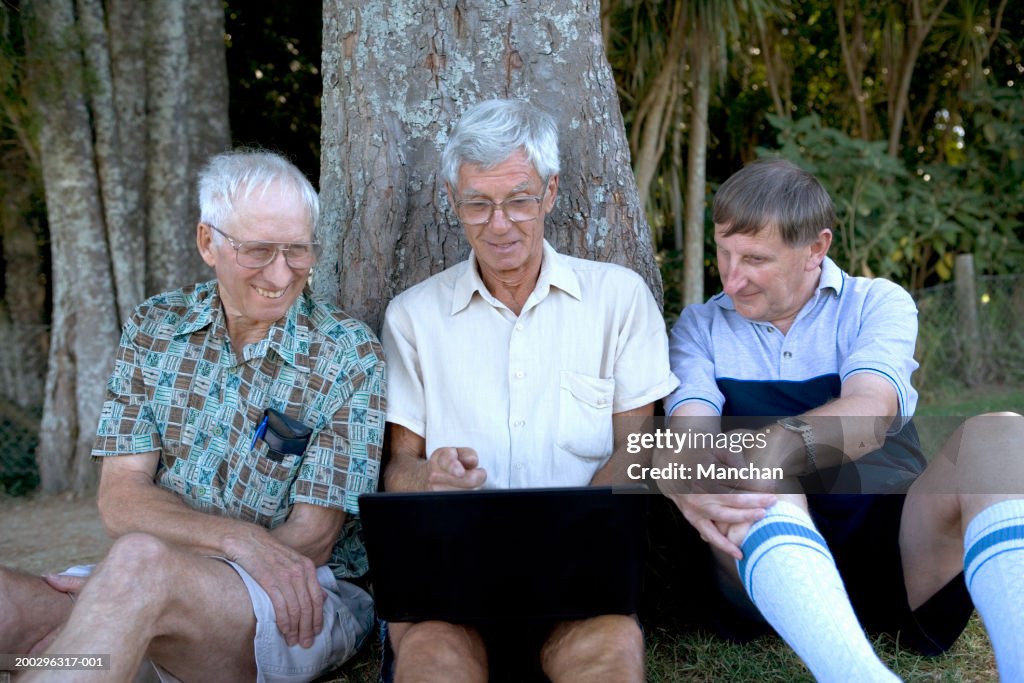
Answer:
[
  {"xmin": 651, "ymin": 404, "xmax": 723, "ymax": 474},
  {"xmin": 592, "ymin": 403, "xmax": 657, "ymax": 485},
  {"xmin": 269, "ymin": 504, "xmax": 345, "ymax": 566},
  {"xmin": 383, "ymin": 451, "xmax": 430, "ymax": 492},
  {"xmin": 758, "ymin": 381, "xmax": 899, "ymax": 473},
  {"xmin": 383, "ymin": 423, "xmax": 429, "ymax": 492},
  {"xmin": 801, "ymin": 396, "xmax": 895, "ymax": 457},
  {"xmin": 99, "ymin": 470, "xmax": 274, "ymax": 554}
]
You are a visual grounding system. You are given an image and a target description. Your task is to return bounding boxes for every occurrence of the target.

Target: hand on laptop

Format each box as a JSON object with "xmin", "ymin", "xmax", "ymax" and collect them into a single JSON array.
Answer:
[{"xmin": 425, "ymin": 447, "xmax": 487, "ymax": 490}]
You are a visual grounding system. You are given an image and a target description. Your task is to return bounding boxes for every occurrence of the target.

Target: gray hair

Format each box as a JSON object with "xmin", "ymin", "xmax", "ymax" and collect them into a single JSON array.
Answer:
[
  {"xmin": 441, "ymin": 99, "xmax": 560, "ymax": 187},
  {"xmin": 713, "ymin": 158, "xmax": 835, "ymax": 247},
  {"xmin": 197, "ymin": 149, "xmax": 319, "ymax": 240}
]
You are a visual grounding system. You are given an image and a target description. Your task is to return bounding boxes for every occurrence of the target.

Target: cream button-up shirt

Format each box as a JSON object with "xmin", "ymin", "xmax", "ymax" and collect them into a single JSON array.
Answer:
[{"xmin": 381, "ymin": 240, "xmax": 679, "ymax": 489}]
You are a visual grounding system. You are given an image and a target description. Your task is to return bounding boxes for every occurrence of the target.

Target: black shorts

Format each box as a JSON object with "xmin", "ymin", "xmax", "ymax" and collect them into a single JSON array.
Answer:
[
  {"xmin": 808, "ymin": 493, "xmax": 973, "ymax": 654},
  {"xmin": 381, "ymin": 619, "xmax": 595, "ymax": 683},
  {"xmin": 644, "ymin": 494, "xmax": 974, "ymax": 655}
]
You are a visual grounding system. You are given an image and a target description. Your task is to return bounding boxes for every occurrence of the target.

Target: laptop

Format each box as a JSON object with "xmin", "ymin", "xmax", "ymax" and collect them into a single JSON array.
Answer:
[{"xmin": 358, "ymin": 485, "xmax": 648, "ymax": 623}]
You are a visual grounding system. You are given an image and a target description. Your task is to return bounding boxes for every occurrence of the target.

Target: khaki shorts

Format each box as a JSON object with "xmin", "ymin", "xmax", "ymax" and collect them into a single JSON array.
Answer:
[{"xmin": 62, "ymin": 561, "xmax": 373, "ymax": 683}]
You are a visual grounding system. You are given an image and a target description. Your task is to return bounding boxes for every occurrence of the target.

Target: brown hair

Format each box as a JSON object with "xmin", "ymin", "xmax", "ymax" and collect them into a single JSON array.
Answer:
[{"xmin": 713, "ymin": 158, "xmax": 835, "ymax": 246}]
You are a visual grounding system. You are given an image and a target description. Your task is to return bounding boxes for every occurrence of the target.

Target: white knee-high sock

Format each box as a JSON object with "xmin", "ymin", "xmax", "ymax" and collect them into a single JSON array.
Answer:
[
  {"xmin": 738, "ymin": 501, "xmax": 899, "ymax": 682},
  {"xmin": 964, "ymin": 498, "xmax": 1024, "ymax": 682}
]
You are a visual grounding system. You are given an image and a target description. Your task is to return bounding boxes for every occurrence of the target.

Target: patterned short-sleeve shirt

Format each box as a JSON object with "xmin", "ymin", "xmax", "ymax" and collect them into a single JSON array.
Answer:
[{"xmin": 92, "ymin": 281, "xmax": 386, "ymax": 579}]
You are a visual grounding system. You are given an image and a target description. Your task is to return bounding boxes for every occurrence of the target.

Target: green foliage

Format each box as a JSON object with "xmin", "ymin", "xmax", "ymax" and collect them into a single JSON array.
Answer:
[{"xmin": 760, "ymin": 111, "xmax": 1024, "ymax": 289}]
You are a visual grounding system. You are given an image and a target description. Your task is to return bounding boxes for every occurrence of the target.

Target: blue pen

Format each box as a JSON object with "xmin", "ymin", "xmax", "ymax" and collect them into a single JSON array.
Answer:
[{"xmin": 250, "ymin": 414, "xmax": 269, "ymax": 449}]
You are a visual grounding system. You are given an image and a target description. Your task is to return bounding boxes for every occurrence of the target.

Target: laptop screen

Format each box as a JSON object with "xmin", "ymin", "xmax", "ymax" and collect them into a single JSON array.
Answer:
[{"xmin": 359, "ymin": 486, "xmax": 648, "ymax": 623}]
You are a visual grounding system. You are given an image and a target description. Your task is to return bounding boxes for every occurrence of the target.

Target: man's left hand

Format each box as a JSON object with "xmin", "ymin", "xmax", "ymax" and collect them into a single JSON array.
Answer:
[{"xmin": 227, "ymin": 532, "xmax": 325, "ymax": 648}]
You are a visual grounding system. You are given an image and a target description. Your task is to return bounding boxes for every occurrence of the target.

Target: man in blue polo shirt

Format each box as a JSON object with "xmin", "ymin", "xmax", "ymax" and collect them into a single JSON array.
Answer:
[{"xmin": 662, "ymin": 158, "xmax": 1024, "ymax": 680}]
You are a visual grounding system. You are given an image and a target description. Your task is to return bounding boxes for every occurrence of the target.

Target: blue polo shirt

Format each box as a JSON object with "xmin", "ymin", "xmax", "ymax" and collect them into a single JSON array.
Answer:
[{"xmin": 665, "ymin": 257, "xmax": 924, "ymax": 489}]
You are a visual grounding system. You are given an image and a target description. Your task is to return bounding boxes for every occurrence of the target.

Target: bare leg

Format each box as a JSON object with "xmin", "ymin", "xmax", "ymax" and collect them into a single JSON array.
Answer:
[
  {"xmin": 0, "ymin": 567, "xmax": 73, "ymax": 654},
  {"xmin": 389, "ymin": 620, "xmax": 487, "ymax": 683},
  {"xmin": 902, "ymin": 413, "xmax": 1024, "ymax": 679},
  {"xmin": 21, "ymin": 533, "xmax": 257, "ymax": 683},
  {"xmin": 902, "ymin": 413, "xmax": 1024, "ymax": 608},
  {"xmin": 541, "ymin": 614, "xmax": 644, "ymax": 683}
]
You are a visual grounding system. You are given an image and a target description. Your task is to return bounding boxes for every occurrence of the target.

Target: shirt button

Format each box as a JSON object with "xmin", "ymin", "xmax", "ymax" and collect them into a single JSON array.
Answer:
[
  {"xmin": 514, "ymin": 370, "xmax": 525, "ymax": 379},
  {"xmin": 514, "ymin": 420, "xmax": 525, "ymax": 427},
  {"xmin": 596, "ymin": 398, "xmax": 608, "ymax": 407},
  {"xmin": 515, "ymin": 324, "xmax": 524, "ymax": 332},
  {"xmin": 213, "ymin": 425, "xmax": 223, "ymax": 437},
  {"xmin": 783, "ymin": 351, "xmax": 792, "ymax": 358}
]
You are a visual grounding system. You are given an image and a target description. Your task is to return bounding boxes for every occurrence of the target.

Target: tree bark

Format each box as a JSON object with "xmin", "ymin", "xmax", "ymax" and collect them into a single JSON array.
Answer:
[
  {"xmin": 24, "ymin": 0, "xmax": 230, "ymax": 492},
  {"xmin": 318, "ymin": 0, "xmax": 661, "ymax": 331},
  {"xmin": 26, "ymin": 0, "xmax": 119, "ymax": 491},
  {"xmin": 682, "ymin": 40, "xmax": 710, "ymax": 307},
  {"xmin": 0, "ymin": 216, "xmax": 48, "ymax": 410}
]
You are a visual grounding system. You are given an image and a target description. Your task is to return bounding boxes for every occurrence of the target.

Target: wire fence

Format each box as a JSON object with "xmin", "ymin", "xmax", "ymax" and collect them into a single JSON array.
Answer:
[
  {"xmin": 2, "ymin": 274, "xmax": 1022, "ymax": 495},
  {"xmin": 912, "ymin": 274, "xmax": 1024, "ymax": 401},
  {"xmin": 0, "ymin": 320, "xmax": 46, "ymax": 495}
]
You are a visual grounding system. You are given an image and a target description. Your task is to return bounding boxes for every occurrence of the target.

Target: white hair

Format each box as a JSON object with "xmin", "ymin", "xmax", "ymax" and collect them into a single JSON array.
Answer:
[
  {"xmin": 197, "ymin": 149, "xmax": 319, "ymax": 241},
  {"xmin": 441, "ymin": 99, "xmax": 560, "ymax": 187}
]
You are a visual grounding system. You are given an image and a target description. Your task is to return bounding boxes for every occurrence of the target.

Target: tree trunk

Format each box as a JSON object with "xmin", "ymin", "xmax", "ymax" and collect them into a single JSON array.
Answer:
[
  {"xmin": 24, "ymin": 0, "xmax": 230, "ymax": 492},
  {"xmin": 0, "ymin": 75, "xmax": 47, "ymax": 411},
  {"xmin": 682, "ymin": 41, "xmax": 710, "ymax": 307},
  {"xmin": 0, "ymin": 215, "xmax": 48, "ymax": 410},
  {"xmin": 629, "ymin": 3, "xmax": 686, "ymax": 221},
  {"xmin": 837, "ymin": 0, "xmax": 871, "ymax": 139},
  {"xmin": 318, "ymin": 0, "xmax": 661, "ymax": 331},
  {"xmin": 886, "ymin": 0, "xmax": 949, "ymax": 157}
]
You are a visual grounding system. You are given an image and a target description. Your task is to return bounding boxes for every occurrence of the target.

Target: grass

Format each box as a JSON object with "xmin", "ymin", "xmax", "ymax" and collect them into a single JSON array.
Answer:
[
  {"xmin": 318, "ymin": 617, "xmax": 998, "ymax": 682},
  {"xmin": 916, "ymin": 385, "xmax": 1024, "ymax": 417}
]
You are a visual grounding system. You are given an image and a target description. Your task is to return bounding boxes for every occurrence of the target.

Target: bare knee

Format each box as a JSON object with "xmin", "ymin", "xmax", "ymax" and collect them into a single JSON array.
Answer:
[
  {"xmin": 392, "ymin": 621, "xmax": 487, "ymax": 683},
  {"xmin": 91, "ymin": 534, "xmax": 177, "ymax": 601},
  {"xmin": 105, "ymin": 533, "xmax": 173, "ymax": 567},
  {"xmin": 541, "ymin": 615, "xmax": 644, "ymax": 683},
  {"xmin": 940, "ymin": 413, "xmax": 1024, "ymax": 495}
]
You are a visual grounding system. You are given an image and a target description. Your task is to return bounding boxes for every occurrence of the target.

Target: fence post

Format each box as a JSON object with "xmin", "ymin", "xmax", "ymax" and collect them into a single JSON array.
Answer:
[{"xmin": 954, "ymin": 253, "xmax": 982, "ymax": 386}]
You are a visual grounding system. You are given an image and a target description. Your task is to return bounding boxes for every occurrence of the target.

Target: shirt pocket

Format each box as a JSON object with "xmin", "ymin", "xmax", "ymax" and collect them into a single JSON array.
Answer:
[
  {"xmin": 224, "ymin": 440, "xmax": 303, "ymax": 524},
  {"xmin": 556, "ymin": 371, "xmax": 615, "ymax": 460}
]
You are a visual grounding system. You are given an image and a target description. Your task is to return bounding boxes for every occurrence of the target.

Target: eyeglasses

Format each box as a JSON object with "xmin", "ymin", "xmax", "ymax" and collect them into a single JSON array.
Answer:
[
  {"xmin": 206, "ymin": 224, "xmax": 320, "ymax": 269},
  {"xmin": 454, "ymin": 186, "xmax": 548, "ymax": 226}
]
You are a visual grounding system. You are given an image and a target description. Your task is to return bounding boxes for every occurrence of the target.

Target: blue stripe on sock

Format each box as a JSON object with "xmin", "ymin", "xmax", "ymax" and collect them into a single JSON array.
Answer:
[
  {"xmin": 738, "ymin": 520, "xmax": 829, "ymax": 584},
  {"xmin": 743, "ymin": 540, "xmax": 835, "ymax": 598},
  {"xmin": 964, "ymin": 523, "xmax": 1024, "ymax": 587}
]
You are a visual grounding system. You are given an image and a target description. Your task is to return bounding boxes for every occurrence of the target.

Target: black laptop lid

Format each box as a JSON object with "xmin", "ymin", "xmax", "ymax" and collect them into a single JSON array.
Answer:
[{"xmin": 358, "ymin": 486, "xmax": 648, "ymax": 623}]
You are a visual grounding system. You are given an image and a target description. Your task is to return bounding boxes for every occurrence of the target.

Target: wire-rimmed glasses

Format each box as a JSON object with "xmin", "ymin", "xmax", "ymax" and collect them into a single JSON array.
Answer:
[
  {"xmin": 454, "ymin": 186, "xmax": 548, "ymax": 226},
  {"xmin": 206, "ymin": 224, "xmax": 320, "ymax": 269}
]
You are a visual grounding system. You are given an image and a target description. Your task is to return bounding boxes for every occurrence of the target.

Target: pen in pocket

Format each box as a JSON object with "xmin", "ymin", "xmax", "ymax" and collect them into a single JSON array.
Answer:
[{"xmin": 250, "ymin": 414, "xmax": 269, "ymax": 449}]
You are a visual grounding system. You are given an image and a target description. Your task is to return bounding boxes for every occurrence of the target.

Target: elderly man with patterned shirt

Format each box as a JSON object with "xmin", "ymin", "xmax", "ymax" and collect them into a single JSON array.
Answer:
[
  {"xmin": 0, "ymin": 150, "xmax": 386, "ymax": 683},
  {"xmin": 379, "ymin": 99, "xmax": 679, "ymax": 683}
]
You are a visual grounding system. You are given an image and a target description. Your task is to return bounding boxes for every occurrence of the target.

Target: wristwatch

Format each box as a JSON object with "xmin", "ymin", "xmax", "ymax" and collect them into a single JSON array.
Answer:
[{"xmin": 776, "ymin": 416, "xmax": 816, "ymax": 474}]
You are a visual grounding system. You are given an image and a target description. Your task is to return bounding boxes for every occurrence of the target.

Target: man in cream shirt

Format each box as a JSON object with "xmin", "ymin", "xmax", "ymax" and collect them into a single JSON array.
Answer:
[{"xmin": 380, "ymin": 99, "xmax": 677, "ymax": 682}]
